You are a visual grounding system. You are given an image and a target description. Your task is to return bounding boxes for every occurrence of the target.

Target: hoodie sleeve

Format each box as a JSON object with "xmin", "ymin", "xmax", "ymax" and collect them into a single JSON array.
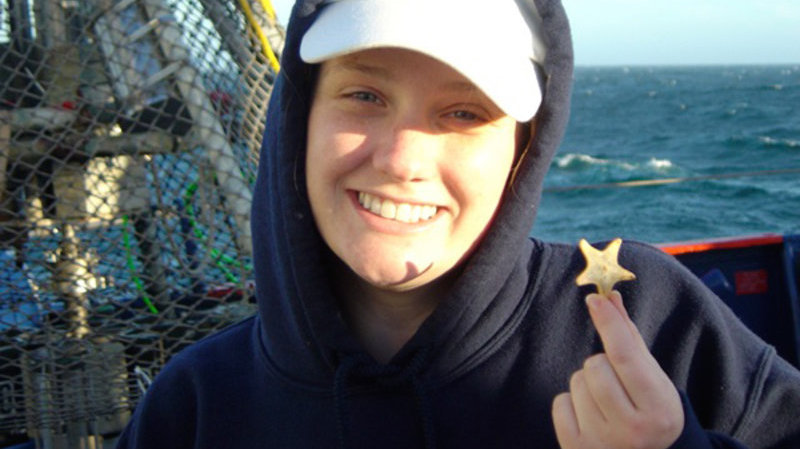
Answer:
[
  {"xmin": 723, "ymin": 352, "xmax": 800, "ymax": 448},
  {"xmin": 668, "ymin": 393, "xmax": 748, "ymax": 449},
  {"xmin": 617, "ymin": 242, "xmax": 800, "ymax": 449}
]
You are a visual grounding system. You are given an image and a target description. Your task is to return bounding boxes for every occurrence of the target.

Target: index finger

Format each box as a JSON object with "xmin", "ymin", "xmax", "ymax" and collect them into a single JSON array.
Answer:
[{"xmin": 585, "ymin": 291, "xmax": 663, "ymax": 408}]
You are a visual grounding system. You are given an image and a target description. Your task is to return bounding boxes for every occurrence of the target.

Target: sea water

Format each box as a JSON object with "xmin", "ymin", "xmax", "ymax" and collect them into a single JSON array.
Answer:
[{"xmin": 535, "ymin": 65, "xmax": 800, "ymax": 245}]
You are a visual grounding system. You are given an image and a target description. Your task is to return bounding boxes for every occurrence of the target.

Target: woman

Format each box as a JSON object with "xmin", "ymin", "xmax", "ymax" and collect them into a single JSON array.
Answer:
[{"xmin": 117, "ymin": 1, "xmax": 800, "ymax": 448}]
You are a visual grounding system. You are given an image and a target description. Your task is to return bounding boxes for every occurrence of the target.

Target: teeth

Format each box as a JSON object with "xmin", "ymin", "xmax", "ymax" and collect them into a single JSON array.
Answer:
[
  {"xmin": 395, "ymin": 203, "xmax": 411, "ymax": 223},
  {"xmin": 357, "ymin": 192, "xmax": 437, "ymax": 223},
  {"xmin": 380, "ymin": 201, "xmax": 396, "ymax": 219},
  {"xmin": 369, "ymin": 196, "xmax": 382, "ymax": 215}
]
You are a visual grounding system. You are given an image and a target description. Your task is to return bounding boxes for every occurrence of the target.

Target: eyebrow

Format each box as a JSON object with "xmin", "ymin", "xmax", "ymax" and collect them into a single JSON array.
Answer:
[
  {"xmin": 441, "ymin": 80, "xmax": 481, "ymax": 94},
  {"xmin": 327, "ymin": 57, "xmax": 481, "ymax": 94},
  {"xmin": 328, "ymin": 58, "xmax": 396, "ymax": 81}
]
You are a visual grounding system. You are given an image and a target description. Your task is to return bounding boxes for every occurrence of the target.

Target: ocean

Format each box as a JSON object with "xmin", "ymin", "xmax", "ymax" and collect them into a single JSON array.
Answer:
[{"xmin": 534, "ymin": 65, "xmax": 800, "ymax": 245}]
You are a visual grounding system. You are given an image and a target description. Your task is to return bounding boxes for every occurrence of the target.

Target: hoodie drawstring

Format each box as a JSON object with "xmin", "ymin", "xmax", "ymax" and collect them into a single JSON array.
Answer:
[{"xmin": 334, "ymin": 348, "xmax": 436, "ymax": 449}]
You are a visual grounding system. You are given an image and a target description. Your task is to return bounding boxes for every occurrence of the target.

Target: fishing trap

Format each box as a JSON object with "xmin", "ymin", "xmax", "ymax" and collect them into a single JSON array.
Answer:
[{"xmin": 0, "ymin": 0, "xmax": 283, "ymax": 446}]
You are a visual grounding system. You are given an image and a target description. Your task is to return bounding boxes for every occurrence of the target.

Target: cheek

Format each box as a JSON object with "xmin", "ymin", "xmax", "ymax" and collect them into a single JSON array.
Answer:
[
  {"xmin": 452, "ymin": 135, "xmax": 517, "ymax": 206},
  {"xmin": 446, "ymin": 138, "xmax": 517, "ymax": 255},
  {"xmin": 307, "ymin": 110, "xmax": 371, "ymax": 181}
]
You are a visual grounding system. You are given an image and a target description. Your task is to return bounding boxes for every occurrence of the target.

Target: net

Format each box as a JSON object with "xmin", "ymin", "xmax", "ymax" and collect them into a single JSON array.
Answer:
[{"xmin": 0, "ymin": 0, "xmax": 282, "ymax": 445}]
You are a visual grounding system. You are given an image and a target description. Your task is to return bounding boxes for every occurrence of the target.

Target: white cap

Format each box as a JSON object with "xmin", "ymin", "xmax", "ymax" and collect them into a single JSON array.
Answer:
[{"xmin": 300, "ymin": 0, "xmax": 544, "ymax": 122}]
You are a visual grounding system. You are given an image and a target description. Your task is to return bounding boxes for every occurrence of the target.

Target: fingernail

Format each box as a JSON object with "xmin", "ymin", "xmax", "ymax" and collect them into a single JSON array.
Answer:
[
  {"xmin": 585, "ymin": 294, "xmax": 602, "ymax": 310},
  {"xmin": 584, "ymin": 354, "xmax": 603, "ymax": 368}
]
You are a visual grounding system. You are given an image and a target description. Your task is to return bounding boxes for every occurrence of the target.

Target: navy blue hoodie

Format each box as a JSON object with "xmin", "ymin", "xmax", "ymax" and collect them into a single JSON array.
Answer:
[{"xmin": 116, "ymin": 1, "xmax": 800, "ymax": 448}]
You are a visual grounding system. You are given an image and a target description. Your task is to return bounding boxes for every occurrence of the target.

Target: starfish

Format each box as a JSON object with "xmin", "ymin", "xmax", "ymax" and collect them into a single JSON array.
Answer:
[{"xmin": 575, "ymin": 238, "xmax": 636, "ymax": 296}]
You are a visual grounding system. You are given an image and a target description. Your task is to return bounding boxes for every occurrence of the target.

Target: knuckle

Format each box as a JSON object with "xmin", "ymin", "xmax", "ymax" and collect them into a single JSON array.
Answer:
[
  {"xmin": 628, "ymin": 414, "xmax": 649, "ymax": 434},
  {"xmin": 608, "ymin": 348, "xmax": 637, "ymax": 367},
  {"xmin": 652, "ymin": 410, "xmax": 683, "ymax": 438},
  {"xmin": 620, "ymin": 412, "xmax": 682, "ymax": 449},
  {"xmin": 552, "ymin": 392, "xmax": 570, "ymax": 412},
  {"xmin": 569, "ymin": 370, "xmax": 584, "ymax": 390},
  {"xmin": 618, "ymin": 415, "xmax": 651, "ymax": 449},
  {"xmin": 584, "ymin": 353, "xmax": 608, "ymax": 371},
  {"xmin": 620, "ymin": 430, "xmax": 649, "ymax": 449}
]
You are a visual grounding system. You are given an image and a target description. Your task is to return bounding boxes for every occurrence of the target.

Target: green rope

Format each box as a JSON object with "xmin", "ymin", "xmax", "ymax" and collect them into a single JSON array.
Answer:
[
  {"xmin": 183, "ymin": 183, "xmax": 252, "ymax": 283},
  {"xmin": 118, "ymin": 175, "xmax": 250, "ymax": 312},
  {"xmin": 122, "ymin": 215, "xmax": 159, "ymax": 315}
]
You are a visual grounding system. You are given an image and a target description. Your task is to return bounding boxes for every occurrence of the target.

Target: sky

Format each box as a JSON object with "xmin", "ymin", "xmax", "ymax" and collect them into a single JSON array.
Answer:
[{"xmin": 269, "ymin": 0, "xmax": 800, "ymax": 66}]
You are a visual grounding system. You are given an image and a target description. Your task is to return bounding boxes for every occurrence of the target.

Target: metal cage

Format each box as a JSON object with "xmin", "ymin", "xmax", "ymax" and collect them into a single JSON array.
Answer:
[{"xmin": 0, "ymin": 0, "xmax": 282, "ymax": 446}]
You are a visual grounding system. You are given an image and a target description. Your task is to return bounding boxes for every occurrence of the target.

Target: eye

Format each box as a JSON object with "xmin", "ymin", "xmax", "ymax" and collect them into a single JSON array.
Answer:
[
  {"xmin": 449, "ymin": 110, "xmax": 481, "ymax": 121},
  {"xmin": 444, "ymin": 107, "xmax": 490, "ymax": 125},
  {"xmin": 346, "ymin": 90, "xmax": 382, "ymax": 105}
]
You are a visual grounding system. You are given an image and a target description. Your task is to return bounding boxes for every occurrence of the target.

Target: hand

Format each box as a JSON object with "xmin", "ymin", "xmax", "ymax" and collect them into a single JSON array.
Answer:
[{"xmin": 552, "ymin": 291, "xmax": 684, "ymax": 449}]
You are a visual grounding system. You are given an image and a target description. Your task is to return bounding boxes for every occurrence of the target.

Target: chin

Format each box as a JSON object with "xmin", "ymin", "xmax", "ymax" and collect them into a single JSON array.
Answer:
[
  {"xmin": 342, "ymin": 251, "xmax": 437, "ymax": 288},
  {"xmin": 359, "ymin": 264, "xmax": 427, "ymax": 289}
]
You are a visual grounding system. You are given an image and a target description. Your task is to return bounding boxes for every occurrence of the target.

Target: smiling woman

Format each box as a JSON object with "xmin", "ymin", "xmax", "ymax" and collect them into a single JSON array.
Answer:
[
  {"xmin": 306, "ymin": 49, "xmax": 518, "ymax": 290},
  {"xmin": 305, "ymin": 49, "xmax": 520, "ymax": 360}
]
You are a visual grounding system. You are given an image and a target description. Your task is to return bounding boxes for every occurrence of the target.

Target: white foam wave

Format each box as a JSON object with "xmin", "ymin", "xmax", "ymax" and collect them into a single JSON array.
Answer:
[
  {"xmin": 554, "ymin": 153, "xmax": 680, "ymax": 176},
  {"xmin": 554, "ymin": 153, "xmax": 636, "ymax": 170},
  {"xmin": 759, "ymin": 136, "xmax": 800, "ymax": 148},
  {"xmin": 555, "ymin": 153, "xmax": 605, "ymax": 168},
  {"xmin": 646, "ymin": 157, "xmax": 674, "ymax": 171}
]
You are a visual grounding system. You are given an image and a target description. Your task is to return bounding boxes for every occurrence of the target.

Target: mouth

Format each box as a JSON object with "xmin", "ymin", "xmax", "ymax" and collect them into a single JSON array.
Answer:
[{"xmin": 357, "ymin": 192, "xmax": 438, "ymax": 224}]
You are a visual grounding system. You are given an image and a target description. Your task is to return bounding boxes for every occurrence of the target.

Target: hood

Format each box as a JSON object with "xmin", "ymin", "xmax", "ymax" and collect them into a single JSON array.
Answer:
[{"xmin": 251, "ymin": 0, "xmax": 574, "ymax": 386}]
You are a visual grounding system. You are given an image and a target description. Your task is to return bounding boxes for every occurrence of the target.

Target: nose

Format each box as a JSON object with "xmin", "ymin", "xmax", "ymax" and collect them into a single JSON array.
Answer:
[{"xmin": 372, "ymin": 124, "xmax": 437, "ymax": 182}]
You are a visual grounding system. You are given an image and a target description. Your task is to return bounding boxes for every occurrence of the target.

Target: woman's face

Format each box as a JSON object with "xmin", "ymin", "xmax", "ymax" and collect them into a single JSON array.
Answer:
[{"xmin": 306, "ymin": 48, "xmax": 518, "ymax": 293}]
